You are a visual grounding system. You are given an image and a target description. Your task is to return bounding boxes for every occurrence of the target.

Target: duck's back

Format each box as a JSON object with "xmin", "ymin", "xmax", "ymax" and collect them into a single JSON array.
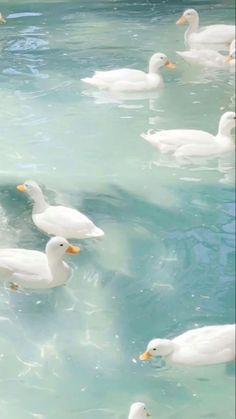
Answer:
[
  {"xmin": 95, "ymin": 68, "xmax": 147, "ymax": 83},
  {"xmin": 193, "ymin": 24, "xmax": 235, "ymax": 44},
  {"xmin": 170, "ymin": 324, "xmax": 235, "ymax": 365}
]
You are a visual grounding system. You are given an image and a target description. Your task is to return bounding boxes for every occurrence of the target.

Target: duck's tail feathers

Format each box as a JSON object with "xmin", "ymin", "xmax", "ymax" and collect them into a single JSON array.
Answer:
[
  {"xmin": 81, "ymin": 77, "xmax": 96, "ymax": 85},
  {"xmin": 89, "ymin": 227, "xmax": 105, "ymax": 238}
]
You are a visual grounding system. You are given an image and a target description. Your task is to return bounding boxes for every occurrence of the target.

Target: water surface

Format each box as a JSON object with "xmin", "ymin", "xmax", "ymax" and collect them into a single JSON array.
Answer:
[{"xmin": 0, "ymin": 0, "xmax": 235, "ymax": 418}]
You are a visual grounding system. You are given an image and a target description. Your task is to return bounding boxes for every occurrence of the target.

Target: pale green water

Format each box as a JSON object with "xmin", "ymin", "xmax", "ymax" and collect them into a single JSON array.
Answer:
[{"xmin": 0, "ymin": 0, "xmax": 235, "ymax": 418}]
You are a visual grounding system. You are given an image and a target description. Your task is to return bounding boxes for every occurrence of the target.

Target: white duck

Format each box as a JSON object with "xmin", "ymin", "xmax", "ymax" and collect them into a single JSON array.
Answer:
[
  {"xmin": 17, "ymin": 181, "xmax": 104, "ymax": 239},
  {"xmin": 176, "ymin": 39, "xmax": 236, "ymax": 69},
  {"xmin": 141, "ymin": 111, "xmax": 236, "ymax": 154},
  {"xmin": 176, "ymin": 9, "xmax": 235, "ymax": 48},
  {"xmin": 0, "ymin": 236, "xmax": 80, "ymax": 289},
  {"xmin": 81, "ymin": 53, "xmax": 176, "ymax": 92},
  {"xmin": 139, "ymin": 324, "xmax": 235, "ymax": 366},
  {"xmin": 0, "ymin": 13, "xmax": 6, "ymax": 23},
  {"xmin": 128, "ymin": 403, "xmax": 151, "ymax": 419}
]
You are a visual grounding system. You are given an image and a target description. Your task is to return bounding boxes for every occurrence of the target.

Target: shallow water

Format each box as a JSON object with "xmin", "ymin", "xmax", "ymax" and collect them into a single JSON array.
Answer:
[{"xmin": 0, "ymin": 0, "xmax": 235, "ymax": 418}]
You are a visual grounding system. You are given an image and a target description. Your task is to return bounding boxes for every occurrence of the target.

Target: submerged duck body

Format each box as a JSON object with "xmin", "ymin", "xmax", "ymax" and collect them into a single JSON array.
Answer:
[
  {"xmin": 140, "ymin": 324, "xmax": 236, "ymax": 366},
  {"xmin": 142, "ymin": 111, "xmax": 236, "ymax": 155},
  {"xmin": 81, "ymin": 53, "xmax": 175, "ymax": 92},
  {"xmin": 177, "ymin": 39, "xmax": 236, "ymax": 69},
  {"xmin": 17, "ymin": 181, "xmax": 104, "ymax": 240},
  {"xmin": 0, "ymin": 237, "xmax": 80, "ymax": 289},
  {"xmin": 176, "ymin": 9, "xmax": 235, "ymax": 48}
]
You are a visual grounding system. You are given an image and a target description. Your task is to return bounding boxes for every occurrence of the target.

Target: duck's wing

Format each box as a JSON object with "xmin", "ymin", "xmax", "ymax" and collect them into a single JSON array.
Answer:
[
  {"xmin": 197, "ymin": 24, "xmax": 235, "ymax": 44},
  {"xmin": 143, "ymin": 129, "xmax": 214, "ymax": 147},
  {"xmin": 94, "ymin": 68, "xmax": 147, "ymax": 83},
  {"xmin": 35, "ymin": 205, "xmax": 101, "ymax": 238},
  {"xmin": 0, "ymin": 249, "xmax": 49, "ymax": 280},
  {"xmin": 174, "ymin": 325, "xmax": 235, "ymax": 360}
]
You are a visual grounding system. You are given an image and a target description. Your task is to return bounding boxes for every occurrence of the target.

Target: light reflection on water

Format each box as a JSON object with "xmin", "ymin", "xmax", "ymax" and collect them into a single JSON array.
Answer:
[{"xmin": 0, "ymin": 0, "xmax": 235, "ymax": 418}]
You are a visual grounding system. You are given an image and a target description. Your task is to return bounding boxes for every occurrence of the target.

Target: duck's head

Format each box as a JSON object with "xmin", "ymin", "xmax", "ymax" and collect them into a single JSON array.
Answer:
[
  {"xmin": 226, "ymin": 40, "xmax": 236, "ymax": 62},
  {"xmin": 0, "ymin": 13, "xmax": 6, "ymax": 24},
  {"xmin": 128, "ymin": 403, "xmax": 150, "ymax": 419},
  {"xmin": 149, "ymin": 53, "xmax": 176, "ymax": 73},
  {"xmin": 17, "ymin": 180, "xmax": 43, "ymax": 200},
  {"xmin": 46, "ymin": 237, "xmax": 80, "ymax": 258},
  {"xmin": 139, "ymin": 338, "xmax": 174, "ymax": 361},
  {"xmin": 176, "ymin": 8, "xmax": 199, "ymax": 25},
  {"xmin": 219, "ymin": 111, "xmax": 236, "ymax": 133}
]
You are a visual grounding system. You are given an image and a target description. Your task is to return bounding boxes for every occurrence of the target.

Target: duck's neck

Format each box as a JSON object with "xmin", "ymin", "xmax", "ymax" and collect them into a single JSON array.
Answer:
[
  {"xmin": 46, "ymin": 252, "xmax": 70, "ymax": 286},
  {"xmin": 216, "ymin": 122, "xmax": 234, "ymax": 150},
  {"xmin": 31, "ymin": 191, "xmax": 49, "ymax": 214},
  {"xmin": 185, "ymin": 16, "xmax": 199, "ymax": 44},
  {"xmin": 217, "ymin": 121, "xmax": 233, "ymax": 138},
  {"xmin": 148, "ymin": 59, "xmax": 160, "ymax": 74}
]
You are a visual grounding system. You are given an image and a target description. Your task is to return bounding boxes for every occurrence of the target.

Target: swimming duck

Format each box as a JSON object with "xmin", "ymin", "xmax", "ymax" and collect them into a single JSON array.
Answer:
[
  {"xmin": 0, "ymin": 13, "xmax": 6, "ymax": 24},
  {"xmin": 139, "ymin": 324, "xmax": 235, "ymax": 366},
  {"xmin": 17, "ymin": 181, "xmax": 104, "ymax": 239},
  {"xmin": 141, "ymin": 111, "xmax": 236, "ymax": 154},
  {"xmin": 176, "ymin": 9, "xmax": 235, "ymax": 48},
  {"xmin": 128, "ymin": 403, "xmax": 151, "ymax": 419},
  {"xmin": 81, "ymin": 53, "xmax": 176, "ymax": 92},
  {"xmin": 0, "ymin": 236, "xmax": 80, "ymax": 289},
  {"xmin": 176, "ymin": 39, "xmax": 236, "ymax": 69}
]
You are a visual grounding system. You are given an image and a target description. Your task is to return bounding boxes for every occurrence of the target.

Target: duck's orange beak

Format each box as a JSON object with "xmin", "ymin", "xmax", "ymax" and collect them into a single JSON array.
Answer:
[
  {"xmin": 225, "ymin": 55, "xmax": 233, "ymax": 62},
  {"xmin": 139, "ymin": 351, "xmax": 151, "ymax": 361},
  {"xmin": 16, "ymin": 184, "xmax": 26, "ymax": 192},
  {"xmin": 165, "ymin": 60, "xmax": 176, "ymax": 69},
  {"xmin": 176, "ymin": 15, "xmax": 187, "ymax": 25},
  {"xmin": 66, "ymin": 245, "xmax": 81, "ymax": 254}
]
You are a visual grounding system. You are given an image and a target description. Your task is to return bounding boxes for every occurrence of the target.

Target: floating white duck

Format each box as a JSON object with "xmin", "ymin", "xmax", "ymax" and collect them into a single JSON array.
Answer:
[
  {"xmin": 176, "ymin": 9, "xmax": 235, "ymax": 48},
  {"xmin": 17, "ymin": 181, "xmax": 104, "ymax": 239},
  {"xmin": 141, "ymin": 111, "xmax": 236, "ymax": 155},
  {"xmin": 139, "ymin": 324, "xmax": 236, "ymax": 366},
  {"xmin": 176, "ymin": 39, "xmax": 236, "ymax": 70},
  {"xmin": 81, "ymin": 53, "xmax": 176, "ymax": 92},
  {"xmin": 0, "ymin": 13, "xmax": 6, "ymax": 23},
  {"xmin": 128, "ymin": 403, "xmax": 151, "ymax": 419},
  {"xmin": 0, "ymin": 236, "xmax": 80, "ymax": 289}
]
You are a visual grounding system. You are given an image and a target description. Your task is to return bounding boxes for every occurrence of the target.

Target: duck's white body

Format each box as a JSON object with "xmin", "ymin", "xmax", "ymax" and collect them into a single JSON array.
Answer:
[
  {"xmin": 177, "ymin": 9, "xmax": 235, "ymax": 48},
  {"xmin": 177, "ymin": 39, "xmax": 236, "ymax": 70},
  {"xmin": 170, "ymin": 325, "xmax": 235, "ymax": 365},
  {"xmin": 81, "ymin": 53, "xmax": 175, "ymax": 92},
  {"xmin": 142, "ymin": 111, "xmax": 236, "ymax": 156},
  {"xmin": 140, "ymin": 324, "xmax": 236, "ymax": 366},
  {"xmin": 17, "ymin": 181, "xmax": 104, "ymax": 240},
  {"xmin": 142, "ymin": 128, "xmax": 215, "ymax": 153},
  {"xmin": 0, "ymin": 237, "xmax": 80, "ymax": 289},
  {"xmin": 128, "ymin": 403, "xmax": 150, "ymax": 419}
]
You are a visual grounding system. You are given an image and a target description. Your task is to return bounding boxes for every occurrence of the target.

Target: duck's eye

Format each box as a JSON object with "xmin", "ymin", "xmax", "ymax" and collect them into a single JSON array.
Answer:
[
  {"xmin": 60, "ymin": 244, "xmax": 64, "ymax": 247},
  {"xmin": 153, "ymin": 348, "xmax": 157, "ymax": 351}
]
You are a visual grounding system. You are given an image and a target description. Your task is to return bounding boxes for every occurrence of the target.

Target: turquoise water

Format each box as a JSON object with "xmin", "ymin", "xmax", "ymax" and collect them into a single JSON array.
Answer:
[{"xmin": 0, "ymin": 0, "xmax": 235, "ymax": 418}]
